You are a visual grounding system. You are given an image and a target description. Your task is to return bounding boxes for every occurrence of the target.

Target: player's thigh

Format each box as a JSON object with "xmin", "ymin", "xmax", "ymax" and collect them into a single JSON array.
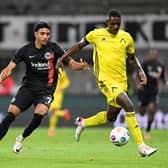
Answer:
[
  {"xmin": 10, "ymin": 86, "xmax": 33, "ymax": 112},
  {"xmin": 34, "ymin": 94, "xmax": 53, "ymax": 115},
  {"xmin": 99, "ymin": 83, "xmax": 134, "ymax": 111},
  {"xmin": 99, "ymin": 83, "xmax": 123, "ymax": 108}
]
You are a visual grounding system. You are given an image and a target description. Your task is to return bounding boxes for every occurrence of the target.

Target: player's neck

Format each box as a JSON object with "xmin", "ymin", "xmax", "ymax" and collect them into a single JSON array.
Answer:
[{"xmin": 34, "ymin": 41, "xmax": 43, "ymax": 49}]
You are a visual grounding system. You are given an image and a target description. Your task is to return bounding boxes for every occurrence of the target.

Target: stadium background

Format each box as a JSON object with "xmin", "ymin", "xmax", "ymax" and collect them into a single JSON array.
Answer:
[{"xmin": 0, "ymin": 0, "xmax": 168, "ymax": 127}]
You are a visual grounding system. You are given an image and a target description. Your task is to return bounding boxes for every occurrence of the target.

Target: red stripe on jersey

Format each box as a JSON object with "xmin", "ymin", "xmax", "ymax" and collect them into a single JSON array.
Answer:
[{"xmin": 48, "ymin": 52, "xmax": 55, "ymax": 87}]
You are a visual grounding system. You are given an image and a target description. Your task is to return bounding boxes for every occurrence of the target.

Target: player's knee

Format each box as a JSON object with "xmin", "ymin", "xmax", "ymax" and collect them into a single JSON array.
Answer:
[{"xmin": 124, "ymin": 102, "xmax": 134, "ymax": 112}]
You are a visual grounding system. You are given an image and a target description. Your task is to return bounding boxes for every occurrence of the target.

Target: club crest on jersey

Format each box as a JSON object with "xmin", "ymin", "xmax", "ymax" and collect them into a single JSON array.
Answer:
[
  {"xmin": 44, "ymin": 52, "xmax": 51, "ymax": 59},
  {"xmin": 120, "ymin": 38, "xmax": 126, "ymax": 43}
]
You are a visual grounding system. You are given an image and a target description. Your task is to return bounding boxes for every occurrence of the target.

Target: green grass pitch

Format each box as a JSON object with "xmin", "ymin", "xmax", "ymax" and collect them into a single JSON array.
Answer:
[{"xmin": 0, "ymin": 127, "xmax": 167, "ymax": 168}]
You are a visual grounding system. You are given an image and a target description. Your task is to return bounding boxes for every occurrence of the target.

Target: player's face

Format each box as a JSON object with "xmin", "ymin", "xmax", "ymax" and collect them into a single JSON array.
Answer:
[
  {"xmin": 149, "ymin": 49, "xmax": 158, "ymax": 62},
  {"xmin": 107, "ymin": 16, "xmax": 121, "ymax": 34},
  {"xmin": 34, "ymin": 28, "xmax": 50, "ymax": 47}
]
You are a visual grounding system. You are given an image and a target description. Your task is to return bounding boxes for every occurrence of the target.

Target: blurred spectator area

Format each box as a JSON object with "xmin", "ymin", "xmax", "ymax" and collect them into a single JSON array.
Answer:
[
  {"xmin": 0, "ymin": 48, "xmax": 167, "ymax": 95},
  {"xmin": 0, "ymin": 0, "xmax": 168, "ymax": 15}
]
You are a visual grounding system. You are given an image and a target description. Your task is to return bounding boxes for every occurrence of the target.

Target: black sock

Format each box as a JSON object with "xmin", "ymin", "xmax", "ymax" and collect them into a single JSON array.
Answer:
[
  {"xmin": 146, "ymin": 120, "xmax": 153, "ymax": 132},
  {"xmin": 0, "ymin": 112, "xmax": 15, "ymax": 140},
  {"xmin": 22, "ymin": 114, "xmax": 43, "ymax": 138}
]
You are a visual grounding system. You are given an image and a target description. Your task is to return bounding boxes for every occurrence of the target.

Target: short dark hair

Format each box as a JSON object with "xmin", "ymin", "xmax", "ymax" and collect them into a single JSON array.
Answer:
[
  {"xmin": 33, "ymin": 21, "xmax": 51, "ymax": 32},
  {"xmin": 107, "ymin": 9, "xmax": 121, "ymax": 18}
]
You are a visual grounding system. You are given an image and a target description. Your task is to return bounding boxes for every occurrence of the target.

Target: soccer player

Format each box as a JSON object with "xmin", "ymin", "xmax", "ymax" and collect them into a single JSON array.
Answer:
[
  {"xmin": 56, "ymin": 9, "xmax": 157, "ymax": 157},
  {"xmin": 136, "ymin": 49, "xmax": 167, "ymax": 139},
  {"xmin": 0, "ymin": 21, "xmax": 89, "ymax": 153},
  {"xmin": 48, "ymin": 69, "xmax": 70, "ymax": 136}
]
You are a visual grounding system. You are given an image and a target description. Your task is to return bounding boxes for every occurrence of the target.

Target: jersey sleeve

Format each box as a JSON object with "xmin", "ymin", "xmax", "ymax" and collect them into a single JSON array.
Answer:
[
  {"xmin": 11, "ymin": 47, "xmax": 25, "ymax": 64},
  {"xmin": 85, "ymin": 30, "xmax": 95, "ymax": 44},
  {"xmin": 126, "ymin": 33, "xmax": 135, "ymax": 54}
]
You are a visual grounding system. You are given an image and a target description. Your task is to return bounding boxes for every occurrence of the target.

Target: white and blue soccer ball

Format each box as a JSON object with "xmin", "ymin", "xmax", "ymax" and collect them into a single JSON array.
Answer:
[{"xmin": 109, "ymin": 126, "xmax": 130, "ymax": 146}]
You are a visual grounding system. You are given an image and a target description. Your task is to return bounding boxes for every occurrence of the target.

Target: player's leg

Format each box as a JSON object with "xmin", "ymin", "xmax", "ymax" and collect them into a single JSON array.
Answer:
[
  {"xmin": 56, "ymin": 109, "xmax": 70, "ymax": 121},
  {"xmin": 74, "ymin": 83, "xmax": 121, "ymax": 141},
  {"xmin": 117, "ymin": 93, "xmax": 144, "ymax": 145},
  {"xmin": 0, "ymin": 86, "xmax": 32, "ymax": 142},
  {"xmin": 74, "ymin": 110, "xmax": 108, "ymax": 141},
  {"xmin": 48, "ymin": 108, "xmax": 59, "ymax": 136},
  {"xmin": 0, "ymin": 105, "xmax": 20, "ymax": 140},
  {"xmin": 145, "ymin": 101, "xmax": 156, "ymax": 139},
  {"xmin": 48, "ymin": 108, "xmax": 70, "ymax": 136},
  {"xmin": 139, "ymin": 105, "xmax": 146, "ymax": 116},
  {"xmin": 13, "ymin": 103, "xmax": 48, "ymax": 153},
  {"xmin": 13, "ymin": 94, "xmax": 52, "ymax": 153},
  {"xmin": 116, "ymin": 92, "xmax": 157, "ymax": 156}
]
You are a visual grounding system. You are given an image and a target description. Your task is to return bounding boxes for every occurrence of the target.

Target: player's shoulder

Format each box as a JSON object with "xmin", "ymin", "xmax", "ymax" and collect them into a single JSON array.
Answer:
[
  {"xmin": 47, "ymin": 42, "xmax": 62, "ymax": 49},
  {"xmin": 91, "ymin": 28, "xmax": 106, "ymax": 34},
  {"xmin": 118, "ymin": 29, "xmax": 132, "ymax": 38},
  {"xmin": 16, "ymin": 42, "xmax": 34, "ymax": 53}
]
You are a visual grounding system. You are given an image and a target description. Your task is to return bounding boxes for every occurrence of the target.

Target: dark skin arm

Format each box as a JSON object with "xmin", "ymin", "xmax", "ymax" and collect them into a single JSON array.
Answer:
[
  {"xmin": 127, "ymin": 54, "xmax": 147, "ymax": 85},
  {"xmin": 56, "ymin": 38, "xmax": 88, "ymax": 71}
]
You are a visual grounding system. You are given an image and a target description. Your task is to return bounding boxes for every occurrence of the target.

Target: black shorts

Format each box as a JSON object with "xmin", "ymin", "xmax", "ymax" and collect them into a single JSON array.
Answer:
[
  {"xmin": 138, "ymin": 90, "xmax": 159, "ymax": 107},
  {"xmin": 10, "ymin": 86, "xmax": 53, "ymax": 112}
]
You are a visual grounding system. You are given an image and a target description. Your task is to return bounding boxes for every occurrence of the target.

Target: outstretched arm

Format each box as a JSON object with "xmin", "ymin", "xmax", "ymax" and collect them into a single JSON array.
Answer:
[
  {"xmin": 56, "ymin": 38, "xmax": 88, "ymax": 71},
  {"xmin": 127, "ymin": 54, "xmax": 147, "ymax": 85},
  {"xmin": 0, "ymin": 61, "xmax": 16, "ymax": 83}
]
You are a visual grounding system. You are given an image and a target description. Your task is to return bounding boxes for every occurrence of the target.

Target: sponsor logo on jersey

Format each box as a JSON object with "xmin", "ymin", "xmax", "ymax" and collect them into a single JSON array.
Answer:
[
  {"xmin": 29, "ymin": 55, "xmax": 36, "ymax": 58},
  {"xmin": 31, "ymin": 62, "xmax": 49, "ymax": 70}
]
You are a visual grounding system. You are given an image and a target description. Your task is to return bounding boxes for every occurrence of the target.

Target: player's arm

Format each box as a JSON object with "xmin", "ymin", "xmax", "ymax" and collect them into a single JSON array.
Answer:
[
  {"xmin": 127, "ymin": 54, "xmax": 147, "ymax": 85},
  {"xmin": 0, "ymin": 61, "xmax": 16, "ymax": 83},
  {"xmin": 56, "ymin": 38, "xmax": 89, "ymax": 71},
  {"xmin": 159, "ymin": 65, "xmax": 168, "ymax": 86}
]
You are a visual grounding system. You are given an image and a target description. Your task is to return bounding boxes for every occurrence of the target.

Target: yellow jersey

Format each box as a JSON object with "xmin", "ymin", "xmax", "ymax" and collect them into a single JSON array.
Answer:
[{"xmin": 85, "ymin": 28, "xmax": 135, "ymax": 91}]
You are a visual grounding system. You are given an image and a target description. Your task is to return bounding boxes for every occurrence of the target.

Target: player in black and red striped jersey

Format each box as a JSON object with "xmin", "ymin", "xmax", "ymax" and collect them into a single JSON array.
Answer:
[
  {"xmin": 136, "ymin": 49, "xmax": 167, "ymax": 139},
  {"xmin": 0, "ymin": 21, "xmax": 89, "ymax": 153}
]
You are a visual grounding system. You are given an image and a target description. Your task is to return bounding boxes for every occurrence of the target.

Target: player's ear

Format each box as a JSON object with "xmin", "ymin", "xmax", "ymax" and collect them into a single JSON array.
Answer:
[
  {"xmin": 105, "ymin": 19, "xmax": 109, "ymax": 26},
  {"xmin": 34, "ymin": 31, "xmax": 37, "ymax": 38}
]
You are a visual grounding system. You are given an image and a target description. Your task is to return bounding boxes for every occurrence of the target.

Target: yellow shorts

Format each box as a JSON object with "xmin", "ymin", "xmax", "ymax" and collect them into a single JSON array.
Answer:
[
  {"xmin": 50, "ymin": 91, "xmax": 63, "ymax": 110},
  {"xmin": 98, "ymin": 82, "xmax": 126, "ymax": 108}
]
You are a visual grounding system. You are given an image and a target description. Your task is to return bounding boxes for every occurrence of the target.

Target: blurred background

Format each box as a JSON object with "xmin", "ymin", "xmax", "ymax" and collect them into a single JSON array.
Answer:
[{"xmin": 0, "ymin": 0, "xmax": 167, "ymax": 128}]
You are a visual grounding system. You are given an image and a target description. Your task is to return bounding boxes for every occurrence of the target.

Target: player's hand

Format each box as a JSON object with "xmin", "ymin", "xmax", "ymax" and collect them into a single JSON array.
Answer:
[
  {"xmin": 56, "ymin": 58, "xmax": 64, "ymax": 72},
  {"xmin": 79, "ymin": 58, "xmax": 90, "ymax": 70},
  {"xmin": 138, "ymin": 70, "xmax": 147, "ymax": 85},
  {"xmin": 0, "ymin": 71, "xmax": 4, "ymax": 84},
  {"xmin": 68, "ymin": 58, "xmax": 90, "ymax": 70}
]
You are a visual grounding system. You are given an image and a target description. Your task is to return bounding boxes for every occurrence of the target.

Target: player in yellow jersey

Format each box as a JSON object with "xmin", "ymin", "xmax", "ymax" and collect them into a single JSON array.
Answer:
[
  {"xmin": 56, "ymin": 9, "xmax": 157, "ymax": 157},
  {"xmin": 48, "ymin": 69, "xmax": 70, "ymax": 136}
]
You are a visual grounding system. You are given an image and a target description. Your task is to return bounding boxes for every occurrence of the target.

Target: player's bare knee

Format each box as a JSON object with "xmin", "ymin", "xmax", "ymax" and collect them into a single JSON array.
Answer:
[
  {"xmin": 124, "ymin": 102, "xmax": 134, "ymax": 112},
  {"xmin": 8, "ymin": 104, "xmax": 21, "ymax": 116},
  {"xmin": 34, "ymin": 103, "xmax": 48, "ymax": 115}
]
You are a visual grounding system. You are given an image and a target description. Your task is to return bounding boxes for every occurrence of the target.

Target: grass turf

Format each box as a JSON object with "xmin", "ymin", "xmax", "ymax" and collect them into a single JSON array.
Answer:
[{"xmin": 0, "ymin": 127, "xmax": 167, "ymax": 168}]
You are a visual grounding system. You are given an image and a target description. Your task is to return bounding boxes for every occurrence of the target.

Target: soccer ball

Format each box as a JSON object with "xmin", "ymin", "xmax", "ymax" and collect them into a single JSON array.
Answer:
[{"xmin": 109, "ymin": 126, "xmax": 130, "ymax": 146}]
